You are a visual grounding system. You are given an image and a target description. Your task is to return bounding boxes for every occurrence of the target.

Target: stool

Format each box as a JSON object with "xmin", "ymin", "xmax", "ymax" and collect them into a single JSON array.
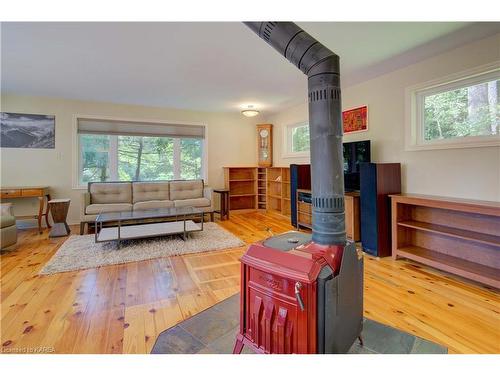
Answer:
[
  {"xmin": 214, "ymin": 189, "xmax": 230, "ymax": 221},
  {"xmin": 48, "ymin": 199, "xmax": 71, "ymax": 237}
]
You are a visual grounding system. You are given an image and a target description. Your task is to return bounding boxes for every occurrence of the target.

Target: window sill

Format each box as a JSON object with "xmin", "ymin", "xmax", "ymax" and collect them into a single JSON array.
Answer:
[
  {"xmin": 282, "ymin": 151, "xmax": 310, "ymax": 159},
  {"xmin": 405, "ymin": 136, "xmax": 500, "ymax": 151}
]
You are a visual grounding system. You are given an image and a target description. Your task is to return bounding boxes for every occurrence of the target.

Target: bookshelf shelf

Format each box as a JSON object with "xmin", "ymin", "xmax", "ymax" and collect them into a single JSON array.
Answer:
[{"xmin": 391, "ymin": 194, "xmax": 500, "ymax": 289}]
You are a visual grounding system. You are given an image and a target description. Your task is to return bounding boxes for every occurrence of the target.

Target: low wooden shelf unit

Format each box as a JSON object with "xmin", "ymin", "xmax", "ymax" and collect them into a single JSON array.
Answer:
[
  {"xmin": 224, "ymin": 166, "xmax": 291, "ymax": 215},
  {"xmin": 390, "ymin": 194, "xmax": 500, "ymax": 289}
]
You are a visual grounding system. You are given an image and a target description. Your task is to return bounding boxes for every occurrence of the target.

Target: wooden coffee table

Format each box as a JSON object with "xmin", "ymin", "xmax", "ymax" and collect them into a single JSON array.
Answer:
[{"xmin": 95, "ymin": 207, "xmax": 204, "ymax": 248}]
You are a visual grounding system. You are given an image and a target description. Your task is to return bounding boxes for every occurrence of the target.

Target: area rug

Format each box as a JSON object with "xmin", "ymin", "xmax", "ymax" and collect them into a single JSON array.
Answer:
[
  {"xmin": 39, "ymin": 222, "xmax": 245, "ymax": 275},
  {"xmin": 151, "ymin": 294, "xmax": 448, "ymax": 354}
]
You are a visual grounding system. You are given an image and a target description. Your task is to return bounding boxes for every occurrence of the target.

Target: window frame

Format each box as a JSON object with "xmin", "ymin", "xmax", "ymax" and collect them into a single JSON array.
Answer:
[
  {"xmin": 283, "ymin": 121, "xmax": 310, "ymax": 158},
  {"xmin": 405, "ymin": 62, "xmax": 500, "ymax": 151},
  {"xmin": 72, "ymin": 115, "xmax": 208, "ymax": 189}
]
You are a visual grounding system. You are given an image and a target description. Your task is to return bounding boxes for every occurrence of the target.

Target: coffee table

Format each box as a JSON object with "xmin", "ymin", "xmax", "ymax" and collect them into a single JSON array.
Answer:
[{"xmin": 95, "ymin": 207, "xmax": 204, "ymax": 247}]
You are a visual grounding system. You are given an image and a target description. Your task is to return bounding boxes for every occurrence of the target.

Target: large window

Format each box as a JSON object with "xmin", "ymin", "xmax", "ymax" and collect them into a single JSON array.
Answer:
[
  {"xmin": 77, "ymin": 118, "xmax": 205, "ymax": 187},
  {"xmin": 407, "ymin": 66, "xmax": 499, "ymax": 150},
  {"xmin": 284, "ymin": 122, "xmax": 310, "ymax": 157}
]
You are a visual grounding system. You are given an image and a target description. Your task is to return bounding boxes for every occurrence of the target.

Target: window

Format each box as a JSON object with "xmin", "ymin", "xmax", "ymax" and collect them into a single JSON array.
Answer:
[
  {"xmin": 284, "ymin": 122, "xmax": 310, "ymax": 157},
  {"xmin": 407, "ymin": 66, "xmax": 500, "ymax": 150},
  {"xmin": 76, "ymin": 117, "xmax": 205, "ymax": 187}
]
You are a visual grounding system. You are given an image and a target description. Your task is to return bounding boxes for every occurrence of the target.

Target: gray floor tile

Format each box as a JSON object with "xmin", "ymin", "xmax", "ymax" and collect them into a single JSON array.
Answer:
[
  {"xmin": 360, "ymin": 319, "xmax": 416, "ymax": 354},
  {"xmin": 213, "ymin": 294, "xmax": 240, "ymax": 316},
  {"xmin": 348, "ymin": 343, "xmax": 377, "ymax": 354},
  {"xmin": 179, "ymin": 302, "xmax": 239, "ymax": 345},
  {"xmin": 151, "ymin": 326, "xmax": 205, "ymax": 354},
  {"xmin": 152, "ymin": 293, "xmax": 447, "ymax": 355},
  {"xmin": 411, "ymin": 337, "xmax": 448, "ymax": 354}
]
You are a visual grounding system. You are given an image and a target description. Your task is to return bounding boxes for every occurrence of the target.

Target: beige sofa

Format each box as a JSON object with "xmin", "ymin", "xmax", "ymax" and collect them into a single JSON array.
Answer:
[
  {"xmin": 1, "ymin": 203, "xmax": 17, "ymax": 249},
  {"xmin": 80, "ymin": 180, "xmax": 214, "ymax": 234}
]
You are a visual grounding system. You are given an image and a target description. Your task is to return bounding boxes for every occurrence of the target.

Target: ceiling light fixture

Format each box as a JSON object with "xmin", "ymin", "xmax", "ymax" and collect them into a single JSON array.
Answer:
[{"xmin": 241, "ymin": 105, "xmax": 260, "ymax": 117}]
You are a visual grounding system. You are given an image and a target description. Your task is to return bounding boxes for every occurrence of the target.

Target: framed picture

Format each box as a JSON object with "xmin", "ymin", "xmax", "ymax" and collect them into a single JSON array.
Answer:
[
  {"xmin": 0, "ymin": 112, "xmax": 55, "ymax": 148},
  {"xmin": 342, "ymin": 106, "xmax": 368, "ymax": 134}
]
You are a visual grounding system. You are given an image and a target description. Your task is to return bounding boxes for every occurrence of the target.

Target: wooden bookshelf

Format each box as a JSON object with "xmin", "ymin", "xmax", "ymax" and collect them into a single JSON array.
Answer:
[
  {"xmin": 223, "ymin": 166, "xmax": 291, "ymax": 214},
  {"xmin": 391, "ymin": 194, "xmax": 500, "ymax": 289},
  {"xmin": 266, "ymin": 167, "xmax": 290, "ymax": 216},
  {"xmin": 224, "ymin": 167, "xmax": 257, "ymax": 210},
  {"xmin": 257, "ymin": 167, "xmax": 267, "ymax": 210}
]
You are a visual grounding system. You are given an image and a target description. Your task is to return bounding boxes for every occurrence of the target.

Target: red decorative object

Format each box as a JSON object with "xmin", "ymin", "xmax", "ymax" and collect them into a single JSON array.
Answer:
[
  {"xmin": 233, "ymin": 238, "xmax": 344, "ymax": 354},
  {"xmin": 343, "ymin": 106, "xmax": 368, "ymax": 134}
]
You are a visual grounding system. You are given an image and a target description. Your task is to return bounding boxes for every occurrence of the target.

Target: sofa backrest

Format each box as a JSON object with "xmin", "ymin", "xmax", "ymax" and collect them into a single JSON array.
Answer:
[
  {"xmin": 169, "ymin": 180, "xmax": 203, "ymax": 200},
  {"xmin": 89, "ymin": 182, "xmax": 132, "ymax": 204},
  {"xmin": 132, "ymin": 181, "xmax": 170, "ymax": 203}
]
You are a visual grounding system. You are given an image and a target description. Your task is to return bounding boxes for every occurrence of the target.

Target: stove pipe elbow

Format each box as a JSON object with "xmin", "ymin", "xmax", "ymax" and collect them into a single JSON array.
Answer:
[{"xmin": 244, "ymin": 22, "xmax": 346, "ymax": 246}]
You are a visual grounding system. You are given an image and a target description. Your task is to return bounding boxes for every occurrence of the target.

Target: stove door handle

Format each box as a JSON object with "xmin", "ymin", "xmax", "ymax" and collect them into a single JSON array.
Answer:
[{"xmin": 295, "ymin": 282, "xmax": 305, "ymax": 311}]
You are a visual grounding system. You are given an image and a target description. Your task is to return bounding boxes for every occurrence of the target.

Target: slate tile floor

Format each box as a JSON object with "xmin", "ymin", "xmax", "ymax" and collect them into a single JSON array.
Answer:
[{"xmin": 151, "ymin": 294, "xmax": 447, "ymax": 354}]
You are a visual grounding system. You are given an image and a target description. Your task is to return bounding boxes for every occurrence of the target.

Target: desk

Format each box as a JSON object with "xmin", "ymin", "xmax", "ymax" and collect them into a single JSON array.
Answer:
[{"xmin": 1, "ymin": 186, "xmax": 51, "ymax": 234}]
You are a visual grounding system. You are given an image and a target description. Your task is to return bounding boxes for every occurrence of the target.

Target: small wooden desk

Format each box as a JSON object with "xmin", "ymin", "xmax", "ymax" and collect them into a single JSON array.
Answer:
[{"xmin": 0, "ymin": 186, "xmax": 51, "ymax": 234}]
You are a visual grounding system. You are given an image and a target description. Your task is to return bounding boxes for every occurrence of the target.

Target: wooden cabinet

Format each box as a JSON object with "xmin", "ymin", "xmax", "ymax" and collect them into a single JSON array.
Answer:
[
  {"xmin": 296, "ymin": 190, "xmax": 360, "ymax": 241},
  {"xmin": 345, "ymin": 192, "xmax": 360, "ymax": 241},
  {"xmin": 391, "ymin": 194, "xmax": 500, "ymax": 288}
]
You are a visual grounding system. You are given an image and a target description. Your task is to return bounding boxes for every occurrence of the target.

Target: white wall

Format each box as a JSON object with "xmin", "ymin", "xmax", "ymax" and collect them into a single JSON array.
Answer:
[
  {"xmin": 266, "ymin": 33, "xmax": 500, "ymax": 202},
  {"xmin": 0, "ymin": 95, "xmax": 257, "ymax": 224}
]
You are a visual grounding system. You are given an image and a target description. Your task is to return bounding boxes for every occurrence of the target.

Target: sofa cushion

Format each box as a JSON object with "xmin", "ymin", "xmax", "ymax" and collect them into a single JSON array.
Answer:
[
  {"xmin": 133, "ymin": 200, "xmax": 174, "ymax": 211},
  {"xmin": 90, "ymin": 182, "xmax": 132, "ymax": 204},
  {"xmin": 170, "ymin": 180, "xmax": 203, "ymax": 200},
  {"xmin": 132, "ymin": 181, "xmax": 170, "ymax": 203},
  {"xmin": 85, "ymin": 203, "xmax": 133, "ymax": 215},
  {"xmin": 1, "ymin": 215, "xmax": 15, "ymax": 229},
  {"xmin": 174, "ymin": 198, "xmax": 211, "ymax": 208}
]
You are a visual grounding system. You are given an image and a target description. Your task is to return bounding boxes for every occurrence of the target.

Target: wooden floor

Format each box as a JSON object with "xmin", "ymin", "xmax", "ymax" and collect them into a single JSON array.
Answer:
[{"xmin": 1, "ymin": 211, "xmax": 499, "ymax": 354}]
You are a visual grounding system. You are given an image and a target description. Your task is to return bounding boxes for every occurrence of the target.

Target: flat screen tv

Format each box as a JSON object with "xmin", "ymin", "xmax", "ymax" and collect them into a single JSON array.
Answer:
[{"xmin": 343, "ymin": 140, "xmax": 371, "ymax": 191}]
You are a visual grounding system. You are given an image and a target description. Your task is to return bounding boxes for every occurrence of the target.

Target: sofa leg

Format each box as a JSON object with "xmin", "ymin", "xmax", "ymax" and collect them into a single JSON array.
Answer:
[
  {"xmin": 80, "ymin": 222, "xmax": 85, "ymax": 235},
  {"xmin": 210, "ymin": 212, "xmax": 214, "ymax": 222}
]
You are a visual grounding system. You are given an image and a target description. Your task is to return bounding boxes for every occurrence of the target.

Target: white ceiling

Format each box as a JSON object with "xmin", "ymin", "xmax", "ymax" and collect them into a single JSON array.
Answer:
[{"xmin": 2, "ymin": 22, "xmax": 499, "ymax": 115}]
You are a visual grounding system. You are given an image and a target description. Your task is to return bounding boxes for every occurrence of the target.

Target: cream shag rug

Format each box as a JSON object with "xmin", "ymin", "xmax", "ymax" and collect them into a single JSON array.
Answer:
[{"xmin": 39, "ymin": 222, "xmax": 245, "ymax": 275}]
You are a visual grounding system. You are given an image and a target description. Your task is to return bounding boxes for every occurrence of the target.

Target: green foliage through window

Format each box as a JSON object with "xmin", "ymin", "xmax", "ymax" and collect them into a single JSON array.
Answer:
[
  {"xmin": 292, "ymin": 125, "xmax": 310, "ymax": 152},
  {"xmin": 423, "ymin": 79, "xmax": 499, "ymax": 141},
  {"xmin": 79, "ymin": 134, "xmax": 203, "ymax": 185}
]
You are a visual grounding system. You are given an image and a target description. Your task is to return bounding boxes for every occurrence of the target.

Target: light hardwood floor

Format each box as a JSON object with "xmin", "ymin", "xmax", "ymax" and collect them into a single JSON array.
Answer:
[{"xmin": 1, "ymin": 211, "xmax": 499, "ymax": 354}]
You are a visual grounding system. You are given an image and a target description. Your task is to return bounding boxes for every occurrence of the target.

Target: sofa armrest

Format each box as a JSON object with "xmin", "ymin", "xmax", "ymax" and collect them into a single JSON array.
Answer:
[
  {"xmin": 203, "ymin": 186, "xmax": 214, "ymax": 211},
  {"xmin": 81, "ymin": 192, "xmax": 91, "ymax": 219},
  {"xmin": 0, "ymin": 203, "xmax": 14, "ymax": 216}
]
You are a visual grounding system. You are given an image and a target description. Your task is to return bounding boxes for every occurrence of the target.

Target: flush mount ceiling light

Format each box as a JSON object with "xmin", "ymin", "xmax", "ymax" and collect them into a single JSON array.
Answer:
[{"xmin": 241, "ymin": 105, "xmax": 260, "ymax": 117}]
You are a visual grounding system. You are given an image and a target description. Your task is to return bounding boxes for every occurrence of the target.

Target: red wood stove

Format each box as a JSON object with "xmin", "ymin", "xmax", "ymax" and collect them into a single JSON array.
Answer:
[{"xmin": 233, "ymin": 232, "xmax": 363, "ymax": 354}]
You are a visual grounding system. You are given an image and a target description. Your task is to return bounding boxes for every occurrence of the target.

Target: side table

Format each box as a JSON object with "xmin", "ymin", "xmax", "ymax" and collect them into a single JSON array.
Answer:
[
  {"xmin": 213, "ymin": 189, "xmax": 230, "ymax": 221},
  {"xmin": 48, "ymin": 199, "xmax": 71, "ymax": 237}
]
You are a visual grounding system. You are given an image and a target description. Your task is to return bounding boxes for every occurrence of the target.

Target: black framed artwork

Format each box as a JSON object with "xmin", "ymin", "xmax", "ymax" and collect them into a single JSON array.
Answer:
[{"xmin": 0, "ymin": 112, "xmax": 55, "ymax": 148}]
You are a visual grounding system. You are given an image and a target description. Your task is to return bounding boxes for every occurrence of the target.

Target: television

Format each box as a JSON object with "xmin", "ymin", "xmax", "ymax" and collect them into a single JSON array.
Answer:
[{"xmin": 343, "ymin": 140, "xmax": 371, "ymax": 191}]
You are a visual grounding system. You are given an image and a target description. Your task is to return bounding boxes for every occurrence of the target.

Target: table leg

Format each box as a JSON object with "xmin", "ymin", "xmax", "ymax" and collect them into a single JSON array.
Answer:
[
  {"xmin": 37, "ymin": 197, "xmax": 44, "ymax": 234},
  {"xmin": 183, "ymin": 214, "xmax": 186, "ymax": 241},
  {"xmin": 225, "ymin": 193, "xmax": 230, "ymax": 220},
  {"xmin": 44, "ymin": 194, "xmax": 52, "ymax": 229}
]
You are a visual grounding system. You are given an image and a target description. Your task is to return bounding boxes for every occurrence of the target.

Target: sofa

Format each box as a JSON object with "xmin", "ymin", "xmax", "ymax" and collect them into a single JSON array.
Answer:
[
  {"xmin": 1, "ymin": 203, "xmax": 17, "ymax": 249},
  {"xmin": 80, "ymin": 179, "xmax": 214, "ymax": 234}
]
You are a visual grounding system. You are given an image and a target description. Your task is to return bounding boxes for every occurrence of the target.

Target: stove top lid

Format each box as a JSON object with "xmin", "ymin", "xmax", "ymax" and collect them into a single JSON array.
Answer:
[{"xmin": 262, "ymin": 231, "xmax": 312, "ymax": 252}]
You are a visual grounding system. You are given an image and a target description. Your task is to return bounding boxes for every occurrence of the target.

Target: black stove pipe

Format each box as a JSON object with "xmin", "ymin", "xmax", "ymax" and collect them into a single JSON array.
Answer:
[{"xmin": 244, "ymin": 22, "xmax": 346, "ymax": 246}]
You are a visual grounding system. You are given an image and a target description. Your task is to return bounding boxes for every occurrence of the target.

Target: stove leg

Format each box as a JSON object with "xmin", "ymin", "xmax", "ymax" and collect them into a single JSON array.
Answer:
[
  {"xmin": 233, "ymin": 334, "xmax": 245, "ymax": 354},
  {"xmin": 358, "ymin": 335, "xmax": 364, "ymax": 346}
]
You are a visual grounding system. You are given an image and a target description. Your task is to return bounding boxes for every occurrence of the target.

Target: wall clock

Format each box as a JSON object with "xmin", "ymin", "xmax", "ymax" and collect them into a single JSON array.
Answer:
[{"xmin": 257, "ymin": 124, "xmax": 273, "ymax": 167}]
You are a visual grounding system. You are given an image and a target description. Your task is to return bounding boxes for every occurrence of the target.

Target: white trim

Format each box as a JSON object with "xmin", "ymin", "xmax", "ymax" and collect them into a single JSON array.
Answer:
[
  {"xmin": 72, "ymin": 114, "xmax": 208, "ymax": 189},
  {"xmin": 405, "ymin": 61, "xmax": 500, "ymax": 151},
  {"xmin": 282, "ymin": 121, "xmax": 310, "ymax": 159}
]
